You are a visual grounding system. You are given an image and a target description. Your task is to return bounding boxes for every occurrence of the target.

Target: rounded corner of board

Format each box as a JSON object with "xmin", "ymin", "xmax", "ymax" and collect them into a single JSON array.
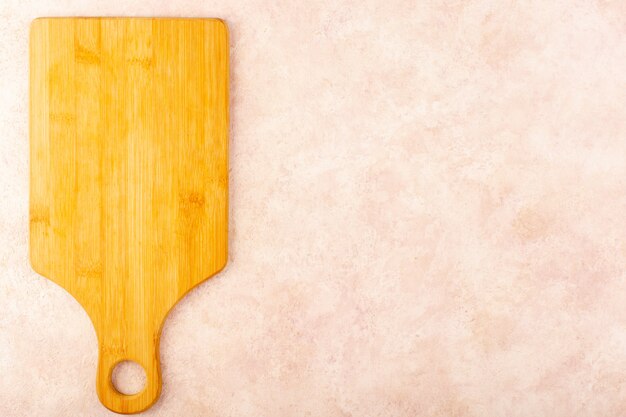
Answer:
[
  {"xmin": 28, "ymin": 251, "xmax": 47, "ymax": 279},
  {"xmin": 29, "ymin": 18, "xmax": 46, "ymax": 38}
]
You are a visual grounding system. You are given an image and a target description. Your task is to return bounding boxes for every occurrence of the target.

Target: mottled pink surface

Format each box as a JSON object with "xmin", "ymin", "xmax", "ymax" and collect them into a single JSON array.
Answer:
[{"xmin": 1, "ymin": 0, "xmax": 626, "ymax": 416}]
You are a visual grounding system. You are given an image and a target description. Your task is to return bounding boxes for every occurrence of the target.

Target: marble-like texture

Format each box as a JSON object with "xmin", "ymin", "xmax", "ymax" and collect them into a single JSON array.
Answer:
[{"xmin": 1, "ymin": 0, "xmax": 626, "ymax": 415}]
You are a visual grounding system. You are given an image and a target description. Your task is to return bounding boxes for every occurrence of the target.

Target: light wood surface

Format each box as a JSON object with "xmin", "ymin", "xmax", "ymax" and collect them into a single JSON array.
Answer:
[{"xmin": 29, "ymin": 18, "xmax": 228, "ymax": 414}]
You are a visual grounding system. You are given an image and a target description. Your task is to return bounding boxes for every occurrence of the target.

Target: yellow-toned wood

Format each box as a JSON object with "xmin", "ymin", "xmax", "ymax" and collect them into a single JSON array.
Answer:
[{"xmin": 29, "ymin": 18, "xmax": 228, "ymax": 414}]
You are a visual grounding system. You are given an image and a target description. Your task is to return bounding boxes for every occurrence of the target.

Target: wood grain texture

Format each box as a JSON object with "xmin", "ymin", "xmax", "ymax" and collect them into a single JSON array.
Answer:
[{"xmin": 29, "ymin": 18, "xmax": 228, "ymax": 414}]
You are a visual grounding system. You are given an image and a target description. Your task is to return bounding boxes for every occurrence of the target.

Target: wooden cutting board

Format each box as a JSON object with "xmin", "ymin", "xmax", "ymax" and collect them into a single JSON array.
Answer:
[{"xmin": 29, "ymin": 17, "xmax": 228, "ymax": 414}]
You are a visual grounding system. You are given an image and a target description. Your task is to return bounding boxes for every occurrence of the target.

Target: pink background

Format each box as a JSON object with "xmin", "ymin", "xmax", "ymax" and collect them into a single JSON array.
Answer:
[{"xmin": 1, "ymin": 1, "xmax": 626, "ymax": 416}]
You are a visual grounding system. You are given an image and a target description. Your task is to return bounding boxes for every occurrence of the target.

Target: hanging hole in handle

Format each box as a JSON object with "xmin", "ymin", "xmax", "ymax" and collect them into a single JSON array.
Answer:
[{"xmin": 111, "ymin": 360, "xmax": 147, "ymax": 396}]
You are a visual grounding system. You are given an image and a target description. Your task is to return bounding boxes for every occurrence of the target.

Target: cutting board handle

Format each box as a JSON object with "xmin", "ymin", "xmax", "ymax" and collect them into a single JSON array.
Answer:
[{"xmin": 95, "ymin": 334, "xmax": 162, "ymax": 414}]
